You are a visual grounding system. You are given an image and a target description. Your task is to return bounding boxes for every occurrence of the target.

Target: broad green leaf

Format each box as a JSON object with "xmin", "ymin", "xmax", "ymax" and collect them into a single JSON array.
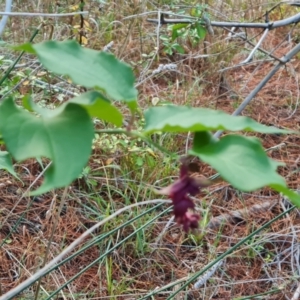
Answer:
[
  {"xmin": 144, "ymin": 105, "xmax": 293, "ymax": 134},
  {"xmin": 22, "ymin": 95, "xmax": 34, "ymax": 112},
  {"xmin": 272, "ymin": 186, "xmax": 300, "ymax": 207},
  {"xmin": 195, "ymin": 23, "xmax": 206, "ymax": 39},
  {"xmin": 172, "ymin": 44, "xmax": 185, "ymax": 54},
  {"xmin": 164, "ymin": 46, "xmax": 173, "ymax": 56},
  {"xmin": 172, "ymin": 29, "xmax": 179, "ymax": 41},
  {"xmin": 23, "ymin": 92, "xmax": 123, "ymax": 126},
  {"xmin": 22, "ymin": 95, "xmax": 69, "ymax": 118},
  {"xmin": 69, "ymin": 91, "xmax": 123, "ymax": 126},
  {"xmin": 160, "ymin": 35, "xmax": 170, "ymax": 42},
  {"xmin": 190, "ymin": 135, "xmax": 286, "ymax": 191},
  {"xmin": 193, "ymin": 131, "xmax": 217, "ymax": 149},
  {"xmin": 0, "ymin": 97, "xmax": 94, "ymax": 195},
  {"xmin": 17, "ymin": 41, "xmax": 138, "ymax": 110},
  {"xmin": 0, "ymin": 151, "xmax": 19, "ymax": 179},
  {"xmin": 171, "ymin": 24, "xmax": 188, "ymax": 41},
  {"xmin": 172, "ymin": 24, "xmax": 189, "ymax": 31}
]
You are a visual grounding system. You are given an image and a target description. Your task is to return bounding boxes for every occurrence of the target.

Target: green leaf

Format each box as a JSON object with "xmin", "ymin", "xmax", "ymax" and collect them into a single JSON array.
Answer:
[
  {"xmin": 0, "ymin": 97, "xmax": 94, "ymax": 195},
  {"xmin": 23, "ymin": 92, "xmax": 123, "ymax": 126},
  {"xmin": 70, "ymin": 91, "xmax": 123, "ymax": 126},
  {"xmin": 171, "ymin": 24, "xmax": 188, "ymax": 41},
  {"xmin": 273, "ymin": 186, "xmax": 300, "ymax": 207},
  {"xmin": 172, "ymin": 44, "xmax": 185, "ymax": 54},
  {"xmin": 0, "ymin": 151, "xmax": 19, "ymax": 179},
  {"xmin": 164, "ymin": 46, "xmax": 174, "ymax": 56},
  {"xmin": 22, "ymin": 95, "xmax": 34, "ymax": 112},
  {"xmin": 195, "ymin": 23, "xmax": 206, "ymax": 40},
  {"xmin": 144, "ymin": 105, "xmax": 293, "ymax": 134},
  {"xmin": 190, "ymin": 135, "xmax": 286, "ymax": 191},
  {"xmin": 190, "ymin": 7, "xmax": 202, "ymax": 17},
  {"xmin": 193, "ymin": 131, "xmax": 217, "ymax": 150},
  {"xmin": 160, "ymin": 34, "xmax": 169, "ymax": 42},
  {"xmin": 172, "ymin": 24, "xmax": 189, "ymax": 31},
  {"xmin": 17, "ymin": 41, "xmax": 138, "ymax": 110},
  {"xmin": 172, "ymin": 29, "xmax": 179, "ymax": 41}
]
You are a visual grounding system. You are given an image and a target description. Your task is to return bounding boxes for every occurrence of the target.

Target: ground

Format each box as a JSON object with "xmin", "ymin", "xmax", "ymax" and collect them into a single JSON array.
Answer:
[{"xmin": 1, "ymin": 0, "xmax": 300, "ymax": 299}]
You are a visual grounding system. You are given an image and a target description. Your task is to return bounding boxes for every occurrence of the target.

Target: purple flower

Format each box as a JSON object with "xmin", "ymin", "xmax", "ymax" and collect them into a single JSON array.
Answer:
[
  {"xmin": 177, "ymin": 212, "xmax": 201, "ymax": 232},
  {"xmin": 156, "ymin": 164, "xmax": 211, "ymax": 232}
]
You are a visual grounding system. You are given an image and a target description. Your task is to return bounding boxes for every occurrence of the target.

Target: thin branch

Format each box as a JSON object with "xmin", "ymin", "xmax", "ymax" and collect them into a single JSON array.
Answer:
[
  {"xmin": 291, "ymin": 282, "xmax": 300, "ymax": 300},
  {"xmin": 0, "ymin": 11, "xmax": 88, "ymax": 17},
  {"xmin": 240, "ymin": 28, "xmax": 269, "ymax": 64},
  {"xmin": 0, "ymin": 0, "xmax": 12, "ymax": 36},
  {"xmin": 222, "ymin": 26, "xmax": 285, "ymax": 64},
  {"xmin": 143, "ymin": 205, "xmax": 296, "ymax": 300},
  {"xmin": 147, "ymin": 12, "xmax": 300, "ymax": 30},
  {"xmin": 0, "ymin": 162, "xmax": 52, "ymax": 249},
  {"xmin": 194, "ymin": 260, "xmax": 223, "ymax": 289},
  {"xmin": 0, "ymin": 199, "xmax": 171, "ymax": 300},
  {"xmin": 207, "ymin": 200, "xmax": 278, "ymax": 229},
  {"xmin": 214, "ymin": 42, "xmax": 300, "ymax": 138},
  {"xmin": 154, "ymin": 216, "xmax": 175, "ymax": 245}
]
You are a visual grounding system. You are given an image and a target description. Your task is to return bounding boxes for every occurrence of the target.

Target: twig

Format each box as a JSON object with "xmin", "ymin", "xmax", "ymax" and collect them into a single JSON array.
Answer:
[
  {"xmin": 147, "ymin": 12, "xmax": 300, "ymax": 29},
  {"xmin": 2, "ymin": 249, "xmax": 50, "ymax": 297},
  {"xmin": 103, "ymin": 41, "xmax": 114, "ymax": 52},
  {"xmin": 207, "ymin": 200, "xmax": 277, "ymax": 229},
  {"xmin": 0, "ymin": 162, "xmax": 52, "ymax": 249},
  {"xmin": 0, "ymin": 11, "xmax": 88, "ymax": 17},
  {"xmin": 1, "ymin": 65, "xmax": 43, "ymax": 99},
  {"xmin": 194, "ymin": 260, "xmax": 223, "ymax": 289},
  {"xmin": 291, "ymin": 282, "xmax": 300, "ymax": 300},
  {"xmin": 151, "ymin": 63, "xmax": 177, "ymax": 75},
  {"xmin": 240, "ymin": 28, "xmax": 269, "ymax": 64},
  {"xmin": 0, "ymin": 199, "xmax": 171, "ymax": 300},
  {"xmin": 78, "ymin": 0, "xmax": 85, "ymax": 45},
  {"xmin": 34, "ymin": 188, "xmax": 68, "ymax": 300},
  {"xmin": 223, "ymin": 27, "xmax": 285, "ymax": 64},
  {"xmin": 0, "ymin": 23, "xmax": 43, "ymax": 88},
  {"xmin": 123, "ymin": 11, "xmax": 195, "ymax": 21},
  {"xmin": 30, "ymin": 78, "xmax": 79, "ymax": 97},
  {"xmin": 154, "ymin": 216, "xmax": 175, "ymax": 245},
  {"xmin": 286, "ymin": 1, "xmax": 300, "ymax": 7},
  {"xmin": 214, "ymin": 42, "xmax": 300, "ymax": 138},
  {"xmin": 143, "ymin": 205, "xmax": 296, "ymax": 300},
  {"xmin": 0, "ymin": 0, "xmax": 12, "ymax": 36},
  {"xmin": 266, "ymin": 142, "xmax": 286, "ymax": 152}
]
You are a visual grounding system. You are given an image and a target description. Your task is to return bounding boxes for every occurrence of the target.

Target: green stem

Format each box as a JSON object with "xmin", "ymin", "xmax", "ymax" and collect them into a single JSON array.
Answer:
[
  {"xmin": 45, "ymin": 205, "xmax": 171, "ymax": 300},
  {"xmin": 233, "ymin": 286, "xmax": 285, "ymax": 300},
  {"xmin": 0, "ymin": 23, "xmax": 42, "ymax": 87},
  {"xmin": 43, "ymin": 203, "xmax": 167, "ymax": 279}
]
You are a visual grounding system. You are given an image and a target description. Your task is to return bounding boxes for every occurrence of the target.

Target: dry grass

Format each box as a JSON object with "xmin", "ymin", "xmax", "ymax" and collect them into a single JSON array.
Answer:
[{"xmin": 1, "ymin": 0, "xmax": 300, "ymax": 299}]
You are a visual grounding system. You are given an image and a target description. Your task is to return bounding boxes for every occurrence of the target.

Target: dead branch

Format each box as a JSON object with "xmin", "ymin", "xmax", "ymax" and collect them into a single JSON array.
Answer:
[
  {"xmin": 207, "ymin": 200, "xmax": 278, "ymax": 229},
  {"xmin": 147, "ymin": 11, "xmax": 300, "ymax": 30}
]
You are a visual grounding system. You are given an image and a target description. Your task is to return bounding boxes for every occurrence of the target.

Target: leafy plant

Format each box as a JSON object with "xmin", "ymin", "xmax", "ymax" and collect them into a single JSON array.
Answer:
[
  {"xmin": 0, "ymin": 39, "xmax": 298, "ymax": 205},
  {"xmin": 0, "ymin": 39, "xmax": 300, "ymax": 299},
  {"xmin": 160, "ymin": 5, "xmax": 208, "ymax": 55}
]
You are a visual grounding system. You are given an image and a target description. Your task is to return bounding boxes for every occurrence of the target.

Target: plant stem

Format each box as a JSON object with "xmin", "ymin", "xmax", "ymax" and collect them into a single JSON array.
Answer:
[
  {"xmin": 0, "ymin": 199, "xmax": 171, "ymax": 300},
  {"xmin": 0, "ymin": 23, "xmax": 42, "ymax": 88}
]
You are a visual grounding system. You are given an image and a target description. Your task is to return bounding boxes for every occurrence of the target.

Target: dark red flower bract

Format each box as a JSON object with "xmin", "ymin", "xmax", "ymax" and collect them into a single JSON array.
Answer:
[{"xmin": 156, "ymin": 164, "xmax": 211, "ymax": 232}]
